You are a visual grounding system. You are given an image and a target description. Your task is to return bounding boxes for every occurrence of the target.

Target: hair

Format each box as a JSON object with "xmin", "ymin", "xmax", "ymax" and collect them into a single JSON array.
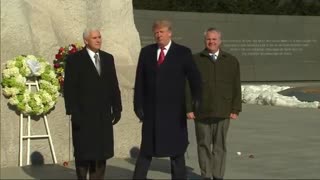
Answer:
[
  {"xmin": 152, "ymin": 19, "xmax": 172, "ymax": 31},
  {"xmin": 204, "ymin": 27, "xmax": 222, "ymax": 39},
  {"xmin": 83, "ymin": 27, "xmax": 100, "ymax": 39}
]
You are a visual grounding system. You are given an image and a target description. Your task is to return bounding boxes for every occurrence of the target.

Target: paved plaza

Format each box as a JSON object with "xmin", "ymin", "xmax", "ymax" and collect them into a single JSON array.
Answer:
[{"xmin": 1, "ymin": 102, "xmax": 319, "ymax": 179}]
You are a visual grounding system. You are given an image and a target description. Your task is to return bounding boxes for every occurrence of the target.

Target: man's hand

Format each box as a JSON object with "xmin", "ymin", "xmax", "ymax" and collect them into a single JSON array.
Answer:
[
  {"xmin": 112, "ymin": 111, "xmax": 121, "ymax": 125},
  {"xmin": 187, "ymin": 112, "xmax": 196, "ymax": 119},
  {"xmin": 230, "ymin": 113, "xmax": 238, "ymax": 120},
  {"xmin": 134, "ymin": 108, "xmax": 144, "ymax": 122}
]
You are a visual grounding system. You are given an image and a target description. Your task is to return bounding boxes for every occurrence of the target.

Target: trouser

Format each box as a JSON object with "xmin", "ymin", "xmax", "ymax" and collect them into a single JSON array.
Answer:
[
  {"xmin": 195, "ymin": 117, "xmax": 230, "ymax": 179},
  {"xmin": 75, "ymin": 159, "xmax": 106, "ymax": 180},
  {"xmin": 133, "ymin": 153, "xmax": 186, "ymax": 179}
]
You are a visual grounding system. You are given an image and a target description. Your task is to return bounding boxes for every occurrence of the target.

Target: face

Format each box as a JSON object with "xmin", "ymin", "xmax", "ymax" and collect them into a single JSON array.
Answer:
[
  {"xmin": 84, "ymin": 30, "xmax": 102, "ymax": 52},
  {"xmin": 153, "ymin": 26, "xmax": 172, "ymax": 47},
  {"xmin": 205, "ymin": 31, "xmax": 222, "ymax": 53}
]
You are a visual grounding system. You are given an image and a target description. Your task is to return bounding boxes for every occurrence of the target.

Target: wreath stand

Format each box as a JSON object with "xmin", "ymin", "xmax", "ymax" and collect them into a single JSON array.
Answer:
[{"xmin": 19, "ymin": 80, "xmax": 57, "ymax": 166}]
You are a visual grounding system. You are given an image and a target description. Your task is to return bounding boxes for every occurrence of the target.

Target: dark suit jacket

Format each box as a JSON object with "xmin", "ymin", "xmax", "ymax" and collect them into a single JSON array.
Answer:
[
  {"xmin": 134, "ymin": 41, "xmax": 202, "ymax": 157},
  {"xmin": 186, "ymin": 49, "xmax": 241, "ymax": 119},
  {"xmin": 64, "ymin": 48, "xmax": 122, "ymax": 160}
]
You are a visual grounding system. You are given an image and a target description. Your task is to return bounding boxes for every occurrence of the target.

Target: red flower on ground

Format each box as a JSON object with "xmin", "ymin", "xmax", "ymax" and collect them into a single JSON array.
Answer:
[{"xmin": 63, "ymin": 161, "xmax": 69, "ymax": 167}]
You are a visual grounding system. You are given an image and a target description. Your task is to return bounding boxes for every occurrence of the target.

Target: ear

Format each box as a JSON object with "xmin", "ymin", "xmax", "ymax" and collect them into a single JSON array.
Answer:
[{"xmin": 84, "ymin": 39, "xmax": 88, "ymax": 45}]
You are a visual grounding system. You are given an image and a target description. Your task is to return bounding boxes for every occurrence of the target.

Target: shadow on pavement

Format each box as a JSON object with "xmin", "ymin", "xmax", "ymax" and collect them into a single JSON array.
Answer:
[
  {"xmin": 21, "ymin": 164, "xmax": 76, "ymax": 179},
  {"xmin": 21, "ymin": 151, "xmax": 76, "ymax": 179},
  {"xmin": 127, "ymin": 146, "xmax": 201, "ymax": 179}
]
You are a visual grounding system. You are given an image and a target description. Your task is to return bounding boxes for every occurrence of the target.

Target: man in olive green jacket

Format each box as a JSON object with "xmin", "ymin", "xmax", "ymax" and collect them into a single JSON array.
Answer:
[{"xmin": 186, "ymin": 27, "xmax": 241, "ymax": 180}]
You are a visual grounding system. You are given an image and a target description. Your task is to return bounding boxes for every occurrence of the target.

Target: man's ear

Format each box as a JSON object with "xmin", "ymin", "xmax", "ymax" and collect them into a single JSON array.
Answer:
[{"xmin": 84, "ymin": 39, "xmax": 88, "ymax": 45}]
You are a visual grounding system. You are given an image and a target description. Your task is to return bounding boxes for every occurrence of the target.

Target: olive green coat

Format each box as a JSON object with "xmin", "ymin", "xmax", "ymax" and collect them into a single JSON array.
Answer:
[{"xmin": 186, "ymin": 49, "xmax": 242, "ymax": 119}]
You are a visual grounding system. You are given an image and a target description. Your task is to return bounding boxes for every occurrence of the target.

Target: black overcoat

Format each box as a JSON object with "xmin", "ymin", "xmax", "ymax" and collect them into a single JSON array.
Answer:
[
  {"xmin": 64, "ymin": 48, "xmax": 122, "ymax": 160},
  {"xmin": 134, "ymin": 42, "xmax": 201, "ymax": 157}
]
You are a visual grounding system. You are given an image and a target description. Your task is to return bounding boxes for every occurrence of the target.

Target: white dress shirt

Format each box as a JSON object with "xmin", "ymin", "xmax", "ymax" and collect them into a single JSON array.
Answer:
[
  {"xmin": 157, "ymin": 40, "xmax": 172, "ymax": 61},
  {"xmin": 209, "ymin": 49, "xmax": 220, "ymax": 60},
  {"xmin": 86, "ymin": 48, "xmax": 100, "ymax": 66}
]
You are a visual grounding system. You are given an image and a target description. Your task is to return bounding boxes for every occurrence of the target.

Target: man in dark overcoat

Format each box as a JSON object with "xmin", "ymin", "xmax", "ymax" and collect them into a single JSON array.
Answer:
[
  {"xmin": 64, "ymin": 28, "xmax": 122, "ymax": 179},
  {"xmin": 133, "ymin": 19, "xmax": 202, "ymax": 179}
]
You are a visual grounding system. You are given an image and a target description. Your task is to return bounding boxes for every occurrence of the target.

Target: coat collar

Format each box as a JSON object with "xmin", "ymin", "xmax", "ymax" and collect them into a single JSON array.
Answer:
[
  {"xmin": 80, "ymin": 48, "xmax": 102, "ymax": 77},
  {"xmin": 152, "ymin": 41, "xmax": 178, "ymax": 66},
  {"xmin": 153, "ymin": 41, "xmax": 177, "ymax": 51}
]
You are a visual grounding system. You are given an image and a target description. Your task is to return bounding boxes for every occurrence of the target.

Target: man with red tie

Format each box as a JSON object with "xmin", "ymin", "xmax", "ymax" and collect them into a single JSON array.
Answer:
[{"xmin": 133, "ymin": 19, "xmax": 202, "ymax": 179}]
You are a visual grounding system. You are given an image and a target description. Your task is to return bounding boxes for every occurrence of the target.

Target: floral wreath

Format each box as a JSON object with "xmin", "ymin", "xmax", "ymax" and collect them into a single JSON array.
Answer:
[
  {"xmin": 1, "ymin": 55, "xmax": 60, "ymax": 115},
  {"xmin": 53, "ymin": 43, "xmax": 83, "ymax": 92}
]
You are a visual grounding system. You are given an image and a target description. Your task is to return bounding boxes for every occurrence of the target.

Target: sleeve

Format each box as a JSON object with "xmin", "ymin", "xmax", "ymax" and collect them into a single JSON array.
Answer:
[
  {"xmin": 184, "ymin": 49, "xmax": 202, "ymax": 114},
  {"xmin": 63, "ymin": 54, "xmax": 79, "ymax": 115},
  {"xmin": 133, "ymin": 48, "xmax": 145, "ymax": 112},
  {"xmin": 231, "ymin": 58, "xmax": 242, "ymax": 114},
  {"xmin": 110, "ymin": 55, "xmax": 122, "ymax": 113},
  {"xmin": 185, "ymin": 80, "xmax": 193, "ymax": 113}
]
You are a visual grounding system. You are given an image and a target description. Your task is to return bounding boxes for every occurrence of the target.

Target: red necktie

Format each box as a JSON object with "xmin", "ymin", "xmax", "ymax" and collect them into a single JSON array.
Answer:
[{"xmin": 158, "ymin": 47, "xmax": 165, "ymax": 66}]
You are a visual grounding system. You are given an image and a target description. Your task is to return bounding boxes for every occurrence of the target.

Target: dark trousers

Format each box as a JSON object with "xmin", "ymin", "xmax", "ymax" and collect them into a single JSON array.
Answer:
[
  {"xmin": 133, "ymin": 153, "xmax": 186, "ymax": 179},
  {"xmin": 75, "ymin": 159, "xmax": 106, "ymax": 180}
]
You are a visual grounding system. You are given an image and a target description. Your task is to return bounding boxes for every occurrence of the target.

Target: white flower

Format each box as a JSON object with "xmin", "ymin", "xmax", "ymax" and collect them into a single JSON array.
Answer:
[
  {"xmin": 39, "ymin": 90, "xmax": 53, "ymax": 103},
  {"xmin": 21, "ymin": 66, "xmax": 32, "ymax": 77},
  {"xmin": 38, "ymin": 62, "xmax": 48, "ymax": 75},
  {"xmin": 34, "ymin": 94, "xmax": 42, "ymax": 106},
  {"xmin": 49, "ymin": 71, "xmax": 56, "ymax": 79},
  {"xmin": 22, "ymin": 92, "xmax": 31, "ymax": 103},
  {"xmin": 68, "ymin": 45, "xmax": 73, "ymax": 51},
  {"xmin": 2, "ymin": 67, "xmax": 20, "ymax": 78},
  {"xmin": 3, "ymin": 87, "xmax": 20, "ymax": 96},
  {"xmin": 25, "ymin": 104, "xmax": 32, "ymax": 113},
  {"xmin": 6, "ymin": 60, "xmax": 16, "ymax": 68},
  {"xmin": 48, "ymin": 101, "xmax": 55, "ymax": 108},
  {"xmin": 15, "ymin": 74, "xmax": 27, "ymax": 84},
  {"xmin": 8, "ymin": 96, "xmax": 19, "ymax": 105},
  {"xmin": 26, "ymin": 55, "xmax": 37, "ymax": 61}
]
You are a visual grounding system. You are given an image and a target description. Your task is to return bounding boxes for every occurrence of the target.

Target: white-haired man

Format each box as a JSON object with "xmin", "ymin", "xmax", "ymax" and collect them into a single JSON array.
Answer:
[{"xmin": 64, "ymin": 28, "xmax": 122, "ymax": 179}]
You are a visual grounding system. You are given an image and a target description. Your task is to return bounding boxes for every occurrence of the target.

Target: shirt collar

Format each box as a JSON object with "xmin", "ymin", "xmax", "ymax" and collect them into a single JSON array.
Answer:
[
  {"xmin": 86, "ymin": 48, "xmax": 99, "ymax": 59},
  {"xmin": 209, "ymin": 49, "xmax": 220, "ymax": 58}
]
